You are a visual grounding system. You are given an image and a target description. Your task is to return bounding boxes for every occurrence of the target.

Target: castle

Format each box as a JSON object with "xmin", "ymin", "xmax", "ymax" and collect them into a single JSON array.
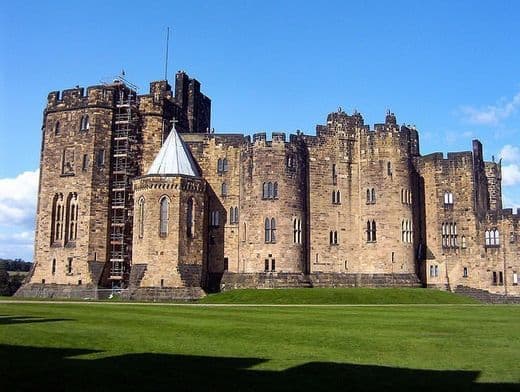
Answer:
[{"xmin": 16, "ymin": 71, "xmax": 520, "ymax": 300}]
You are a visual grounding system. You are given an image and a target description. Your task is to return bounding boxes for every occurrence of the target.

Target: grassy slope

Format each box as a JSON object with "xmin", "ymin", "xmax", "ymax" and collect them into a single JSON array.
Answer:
[
  {"xmin": 0, "ymin": 302, "xmax": 518, "ymax": 391},
  {"xmin": 199, "ymin": 288, "xmax": 478, "ymax": 304}
]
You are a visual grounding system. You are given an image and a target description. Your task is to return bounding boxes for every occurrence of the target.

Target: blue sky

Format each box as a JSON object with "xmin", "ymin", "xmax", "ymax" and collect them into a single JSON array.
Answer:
[{"xmin": 1, "ymin": 0, "xmax": 519, "ymax": 261}]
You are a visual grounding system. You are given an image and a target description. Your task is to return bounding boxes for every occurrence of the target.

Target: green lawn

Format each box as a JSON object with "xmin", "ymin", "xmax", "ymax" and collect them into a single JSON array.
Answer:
[
  {"xmin": 1, "ymin": 300, "xmax": 518, "ymax": 391},
  {"xmin": 199, "ymin": 287, "xmax": 479, "ymax": 304}
]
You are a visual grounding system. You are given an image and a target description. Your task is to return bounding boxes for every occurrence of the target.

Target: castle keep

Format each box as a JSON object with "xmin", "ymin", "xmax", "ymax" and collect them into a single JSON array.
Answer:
[{"xmin": 17, "ymin": 72, "xmax": 520, "ymax": 300}]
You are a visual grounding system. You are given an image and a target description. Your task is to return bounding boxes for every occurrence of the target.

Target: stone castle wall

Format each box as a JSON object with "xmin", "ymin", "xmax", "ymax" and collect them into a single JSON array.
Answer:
[{"xmin": 20, "ymin": 73, "xmax": 520, "ymax": 300}]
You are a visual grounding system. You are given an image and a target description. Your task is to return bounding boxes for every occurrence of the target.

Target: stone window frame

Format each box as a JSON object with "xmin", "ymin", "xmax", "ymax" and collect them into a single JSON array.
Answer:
[
  {"xmin": 484, "ymin": 228, "xmax": 500, "ymax": 247},
  {"xmin": 65, "ymin": 192, "xmax": 79, "ymax": 244},
  {"xmin": 221, "ymin": 182, "xmax": 228, "ymax": 197},
  {"xmin": 264, "ymin": 217, "xmax": 276, "ymax": 243},
  {"xmin": 262, "ymin": 182, "xmax": 279, "ymax": 200},
  {"xmin": 332, "ymin": 190, "xmax": 341, "ymax": 205},
  {"xmin": 159, "ymin": 196, "xmax": 170, "ymax": 237},
  {"xmin": 54, "ymin": 120, "xmax": 61, "ymax": 136},
  {"xmin": 366, "ymin": 188, "xmax": 376, "ymax": 205},
  {"xmin": 329, "ymin": 230, "xmax": 338, "ymax": 245},
  {"xmin": 463, "ymin": 267, "xmax": 468, "ymax": 278},
  {"xmin": 443, "ymin": 191, "xmax": 454, "ymax": 207},
  {"xmin": 366, "ymin": 220, "xmax": 377, "ymax": 242},
  {"xmin": 51, "ymin": 193, "xmax": 65, "ymax": 244},
  {"xmin": 293, "ymin": 218, "xmax": 302, "ymax": 244},
  {"xmin": 401, "ymin": 219, "xmax": 413, "ymax": 243},
  {"xmin": 229, "ymin": 206, "xmax": 239, "ymax": 224},
  {"xmin": 210, "ymin": 210, "xmax": 220, "ymax": 227},
  {"xmin": 441, "ymin": 222, "xmax": 458, "ymax": 248},
  {"xmin": 80, "ymin": 114, "xmax": 90, "ymax": 132},
  {"xmin": 138, "ymin": 197, "xmax": 145, "ymax": 238},
  {"xmin": 187, "ymin": 197, "xmax": 194, "ymax": 238}
]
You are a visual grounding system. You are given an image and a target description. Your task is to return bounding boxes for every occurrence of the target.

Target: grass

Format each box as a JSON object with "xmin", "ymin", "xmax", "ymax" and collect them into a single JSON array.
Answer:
[
  {"xmin": 199, "ymin": 287, "xmax": 479, "ymax": 304},
  {"xmin": 0, "ymin": 296, "xmax": 519, "ymax": 391}
]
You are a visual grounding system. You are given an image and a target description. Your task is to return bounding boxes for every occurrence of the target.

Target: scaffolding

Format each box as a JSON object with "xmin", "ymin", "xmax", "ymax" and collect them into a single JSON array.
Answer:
[{"xmin": 108, "ymin": 78, "xmax": 139, "ymax": 287}]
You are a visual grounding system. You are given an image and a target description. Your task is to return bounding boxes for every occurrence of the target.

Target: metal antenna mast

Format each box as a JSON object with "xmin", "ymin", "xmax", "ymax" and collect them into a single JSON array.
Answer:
[{"xmin": 164, "ymin": 27, "xmax": 170, "ymax": 81}]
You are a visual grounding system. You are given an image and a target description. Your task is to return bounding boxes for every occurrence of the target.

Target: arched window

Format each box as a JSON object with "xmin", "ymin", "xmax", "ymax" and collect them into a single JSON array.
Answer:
[
  {"xmin": 372, "ymin": 220, "xmax": 377, "ymax": 242},
  {"xmin": 492, "ymin": 229, "xmax": 500, "ymax": 246},
  {"xmin": 270, "ymin": 218, "xmax": 276, "ymax": 243},
  {"xmin": 221, "ymin": 182, "xmax": 228, "ymax": 196},
  {"xmin": 223, "ymin": 158, "xmax": 228, "ymax": 172},
  {"xmin": 332, "ymin": 164, "xmax": 337, "ymax": 184},
  {"xmin": 229, "ymin": 207, "xmax": 238, "ymax": 224},
  {"xmin": 210, "ymin": 211, "xmax": 220, "ymax": 227},
  {"xmin": 65, "ymin": 193, "xmax": 78, "ymax": 243},
  {"xmin": 402, "ymin": 220, "xmax": 405, "ymax": 242},
  {"xmin": 401, "ymin": 189, "xmax": 404, "ymax": 203},
  {"xmin": 485, "ymin": 230, "xmax": 491, "ymax": 246},
  {"xmin": 159, "ymin": 196, "xmax": 169, "ymax": 236},
  {"xmin": 262, "ymin": 182, "xmax": 268, "ymax": 199},
  {"xmin": 138, "ymin": 197, "xmax": 145, "ymax": 238},
  {"xmin": 371, "ymin": 188, "xmax": 376, "ymax": 204},
  {"xmin": 187, "ymin": 197, "xmax": 194, "ymax": 238},
  {"xmin": 336, "ymin": 190, "xmax": 341, "ymax": 204},
  {"xmin": 366, "ymin": 189, "xmax": 371, "ymax": 204},
  {"xmin": 54, "ymin": 121, "xmax": 60, "ymax": 135},
  {"xmin": 267, "ymin": 182, "xmax": 273, "ymax": 199},
  {"xmin": 332, "ymin": 191, "xmax": 336, "ymax": 204},
  {"xmin": 51, "ymin": 193, "xmax": 64, "ymax": 243},
  {"xmin": 264, "ymin": 218, "xmax": 271, "ymax": 243},
  {"xmin": 273, "ymin": 182, "xmax": 278, "ymax": 198},
  {"xmin": 217, "ymin": 158, "xmax": 223, "ymax": 173},
  {"xmin": 80, "ymin": 115, "xmax": 89, "ymax": 131}
]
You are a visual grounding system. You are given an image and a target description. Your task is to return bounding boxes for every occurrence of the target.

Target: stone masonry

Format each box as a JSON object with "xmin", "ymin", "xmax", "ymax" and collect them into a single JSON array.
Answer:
[{"xmin": 17, "ymin": 71, "xmax": 520, "ymax": 300}]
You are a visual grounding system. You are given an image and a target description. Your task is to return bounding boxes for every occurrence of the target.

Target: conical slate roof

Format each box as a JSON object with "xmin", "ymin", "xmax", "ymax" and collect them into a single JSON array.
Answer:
[{"xmin": 147, "ymin": 128, "xmax": 200, "ymax": 177}]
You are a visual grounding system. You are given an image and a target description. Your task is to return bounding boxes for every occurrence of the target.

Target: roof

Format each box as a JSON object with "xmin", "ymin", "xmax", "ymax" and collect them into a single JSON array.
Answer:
[{"xmin": 146, "ymin": 128, "xmax": 200, "ymax": 177}]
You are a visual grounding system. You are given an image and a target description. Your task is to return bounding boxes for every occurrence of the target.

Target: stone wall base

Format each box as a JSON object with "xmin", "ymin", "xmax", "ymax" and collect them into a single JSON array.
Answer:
[
  {"xmin": 220, "ymin": 272, "xmax": 422, "ymax": 290},
  {"xmin": 454, "ymin": 285, "xmax": 520, "ymax": 304},
  {"xmin": 122, "ymin": 287, "xmax": 206, "ymax": 302},
  {"xmin": 14, "ymin": 283, "xmax": 99, "ymax": 299}
]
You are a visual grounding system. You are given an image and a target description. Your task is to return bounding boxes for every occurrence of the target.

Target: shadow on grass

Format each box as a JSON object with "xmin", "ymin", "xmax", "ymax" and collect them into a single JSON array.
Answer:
[
  {"xmin": 1, "ymin": 344, "xmax": 517, "ymax": 391},
  {"xmin": 0, "ymin": 315, "xmax": 73, "ymax": 325}
]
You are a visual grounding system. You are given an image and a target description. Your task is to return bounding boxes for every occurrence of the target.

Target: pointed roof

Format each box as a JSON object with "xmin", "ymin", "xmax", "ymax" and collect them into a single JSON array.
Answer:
[{"xmin": 147, "ymin": 128, "xmax": 200, "ymax": 177}]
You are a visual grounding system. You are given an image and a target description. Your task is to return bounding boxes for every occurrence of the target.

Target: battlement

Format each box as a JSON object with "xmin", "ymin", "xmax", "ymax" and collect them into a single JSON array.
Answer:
[
  {"xmin": 420, "ymin": 151, "xmax": 473, "ymax": 166},
  {"xmin": 46, "ymin": 81, "xmax": 137, "ymax": 111}
]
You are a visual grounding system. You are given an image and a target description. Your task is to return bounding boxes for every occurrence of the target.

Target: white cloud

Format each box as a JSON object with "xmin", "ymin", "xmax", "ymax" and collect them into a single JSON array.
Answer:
[
  {"xmin": 0, "ymin": 169, "xmax": 39, "ymax": 226},
  {"xmin": 502, "ymin": 164, "xmax": 520, "ymax": 187},
  {"xmin": 459, "ymin": 91, "xmax": 520, "ymax": 125},
  {"xmin": 499, "ymin": 144, "xmax": 520, "ymax": 163},
  {"xmin": 0, "ymin": 230, "xmax": 35, "ymax": 262}
]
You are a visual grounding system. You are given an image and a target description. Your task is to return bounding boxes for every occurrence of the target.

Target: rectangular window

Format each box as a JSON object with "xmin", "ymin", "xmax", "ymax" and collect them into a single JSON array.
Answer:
[
  {"xmin": 67, "ymin": 257, "xmax": 73, "ymax": 274},
  {"xmin": 97, "ymin": 149, "xmax": 105, "ymax": 167},
  {"xmin": 82, "ymin": 154, "xmax": 89, "ymax": 171},
  {"xmin": 499, "ymin": 271, "xmax": 503, "ymax": 285},
  {"xmin": 513, "ymin": 272, "xmax": 518, "ymax": 285},
  {"xmin": 223, "ymin": 257, "xmax": 228, "ymax": 271},
  {"xmin": 463, "ymin": 267, "xmax": 468, "ymax": 278},
  {"xmin": 62, "ymin": 148, "xmax": 75, "ymax": 175},
  {"xmin": 492, "ymin": 271, "xmax": 497, "ymax": 285}
]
